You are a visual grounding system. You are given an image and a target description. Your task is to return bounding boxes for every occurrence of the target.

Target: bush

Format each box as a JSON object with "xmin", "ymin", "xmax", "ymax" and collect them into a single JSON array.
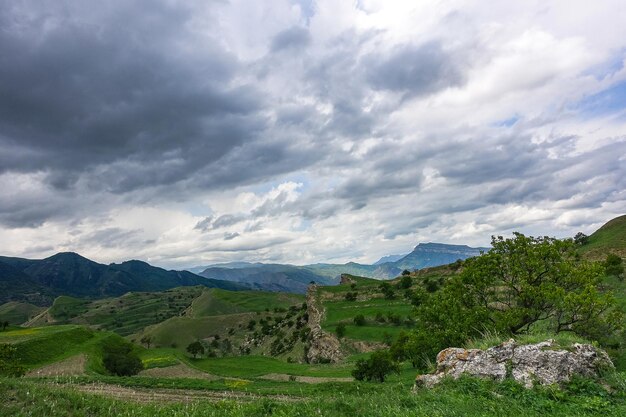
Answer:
[
  {"xmin": 352, "ymin": 350, "xmax": 400, "ymax": 382},
  {"xmin": 605, "ymin": 254, "xmax": 624, "ymax": 279},
  {"xmin": 379, "ymin": 282, "xmax": 395, "ymax": 299},
  {"xmin": 101, "ymin": 338, "xmax": 143, "ymax": 376},
  {"xmin": 336, "ymin": 323, "xmax": 346, "ymax": 338},
  {"xmin": 353, "ymin": 314, "xmax": 366, "ymax": 326},
  {"xmin": 0, "ymin": 344, "xmax": 25, "ymax": 377},
  {"xmin": 186, "ymin": 341, "xmax": 205, "ymax": 358},
  {"xmin": 399, "ymin": 275, "xmax": 412, "ymax": 289},
  {"xmin": 344, "ymin": 292, "xmax": 357, "ymax": 301}
]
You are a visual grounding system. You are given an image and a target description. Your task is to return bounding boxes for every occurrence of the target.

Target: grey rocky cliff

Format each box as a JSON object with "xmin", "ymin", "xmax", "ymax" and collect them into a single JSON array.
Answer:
[
  {"xmin": 415, "ymin": 339, "xmax": 613, "ymax": 389},
  {"xmin": 305, "ymin": 284, "xmax": 343, "ymax": 363}
]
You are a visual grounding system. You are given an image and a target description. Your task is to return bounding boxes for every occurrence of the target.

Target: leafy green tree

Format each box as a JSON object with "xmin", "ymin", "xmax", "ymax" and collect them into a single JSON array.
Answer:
[
  {"xmin": 402, "ymin": 269, "xmax": 411, "ymax": 276},
  {"xmin": 1, "ymin": 321, "xmax": 8, "ymax": 331},
  {"xmin": 102, "ymin": 340, "xmax": 143, "ymax": 376},
  {"xmin": 335, "ymin": 323, "xmax": 346, "ymax": 338},
  {"xmin": 140, "ymin": 335, "xmax": 152, "ymax": 349},
  {"xmin": 574, "ymin": 232, "xmax": 589, "ymax": 245},
  {"xmin": 379, "ymin": 282, "xmax": 395, "ymax": 299},
  {"xmin": 0, "ymin": 344, "xmax": 25, "ymax": 376},
  {"xmin": 186, "ymin": 341, "xmax": 205, "ymax": 358},
  {"xmin": 353, "ymin": 314, "xmax": 366, "ymax": 326},
  {"xmin": 352, "ymin": 350, "xmax": 400, "ymax": 382},
  {"xmin": 605, "ymin": 254, "xmax": 624, "ymax": 279},
  {"xmin": 399, "ymin": 275, "xmax": 412, "ymax": 289},
  {"xmin": 408, "ymin": 233, "xmax": 621, "ymax": 367},
  {"xmin": 344, "ymin": 291, "xmax": 357, "ymax": 301}
]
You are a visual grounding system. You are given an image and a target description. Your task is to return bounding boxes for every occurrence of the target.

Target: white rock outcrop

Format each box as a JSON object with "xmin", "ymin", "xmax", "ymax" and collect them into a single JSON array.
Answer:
[{"xmin": 415, "ymin": 339, "xmax": 613, "ymax": 389}]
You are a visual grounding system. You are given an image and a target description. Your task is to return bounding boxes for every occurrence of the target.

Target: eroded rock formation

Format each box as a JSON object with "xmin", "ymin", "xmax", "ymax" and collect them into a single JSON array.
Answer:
[
  {"xmin": 415, "ymin": 339, "xmax": 613, "ymax": 389},
  {"xmin": 305, "ymin": 284, "xmax": 343, "ymax": 363}
]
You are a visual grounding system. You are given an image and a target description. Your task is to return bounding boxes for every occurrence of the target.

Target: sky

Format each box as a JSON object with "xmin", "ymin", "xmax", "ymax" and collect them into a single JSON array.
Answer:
[{"xmin": 0, "ymin": 0, "xmax": 625, "ymax": 269}]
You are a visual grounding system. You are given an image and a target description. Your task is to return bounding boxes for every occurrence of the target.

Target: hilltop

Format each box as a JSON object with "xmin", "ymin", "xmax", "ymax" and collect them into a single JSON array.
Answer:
[{"xmin": 580, "ymin": 214, "xmax": 626, "ymax": 259}]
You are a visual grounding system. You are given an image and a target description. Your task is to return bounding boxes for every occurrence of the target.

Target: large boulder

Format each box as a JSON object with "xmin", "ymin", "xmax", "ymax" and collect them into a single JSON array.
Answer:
[{"xmin": 415, "ymin": 339, "xmax": 613, "ymax": 389}]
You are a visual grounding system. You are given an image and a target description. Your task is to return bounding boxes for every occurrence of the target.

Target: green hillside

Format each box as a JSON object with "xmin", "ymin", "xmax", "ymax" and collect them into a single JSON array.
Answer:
[
  {"xmin": 39, "ymin": 287, "xmax": 205, "ymax": 336},
  {"xmin": 580, "ymin": 214, "xmax": 626, "ymax": 259},
  {"xmin": 0, "ymin": 302, "xmax": 45, "ymax": 326}
]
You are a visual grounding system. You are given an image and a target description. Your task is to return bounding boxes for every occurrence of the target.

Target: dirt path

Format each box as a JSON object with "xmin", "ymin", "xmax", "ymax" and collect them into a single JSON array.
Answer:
[
  {"xmin": 139, "ymin": 363, "xmax": 219, "ymax": 380},
  {"xmin": 259, "ymin": 373, "xmax": 353, "ymax": 383},
  {"xmin": 26, "ymin": 354, "xmax": 86, "ymax": 377},
  {"xmin": 50, "ymin": 382, "xmax": 299, "ymax": 403}
]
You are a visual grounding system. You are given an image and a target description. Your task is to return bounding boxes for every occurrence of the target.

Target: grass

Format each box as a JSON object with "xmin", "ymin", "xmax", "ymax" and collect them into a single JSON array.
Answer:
[
  {"xmin": 189, "ymin": 289, "xmax": 304, "ymax": 317},
  {"xmin": 2, "ymin": 372, "xmax": 626, "ymax": 417},
  {"xmin": 580, "ymin": 214, "xmax": 626, "ymax": 259},
  {"xmin": 186, "ymin": 355, "xmax": 355, "ymax": 378},
  {"xmin": 0, "ymin": 302, "xmax": 45, "ymax": 326}
]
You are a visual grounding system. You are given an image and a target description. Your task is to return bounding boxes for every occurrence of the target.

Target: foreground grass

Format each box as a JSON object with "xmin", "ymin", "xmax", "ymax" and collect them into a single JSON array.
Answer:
[{"xmin": 2, "ymin": 373, "xmax": 626, "ymax": 417}]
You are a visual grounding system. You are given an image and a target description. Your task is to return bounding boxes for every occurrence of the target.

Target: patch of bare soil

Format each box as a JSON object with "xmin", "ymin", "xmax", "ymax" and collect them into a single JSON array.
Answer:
[
  {"xmin": 26, "ymin": 354, "xmax": 86, "ymax": 377},
  {"xmin": 51, "ymin": 383, "xmax": 299, "ymax": 403},
  {"xmin": 138, "ymin": 363, "xmax": 219, "ymax": 380},
  {"xmin": 259, "ymin": 373, "xmax": 353, "ymax": 383}
]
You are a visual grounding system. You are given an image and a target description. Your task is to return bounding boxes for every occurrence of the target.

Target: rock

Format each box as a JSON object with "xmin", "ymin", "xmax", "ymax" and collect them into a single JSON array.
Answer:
[
  {"xmin": 414, "ymin": 339, "xmax": 613, "ymax": 389},
  {"xmin": 339, "ymin": 274, "xmax": 355, "ymax": 285},
  {"xmin": 305, "ymin": 284, "xmax": 344, "ymax": 363}
]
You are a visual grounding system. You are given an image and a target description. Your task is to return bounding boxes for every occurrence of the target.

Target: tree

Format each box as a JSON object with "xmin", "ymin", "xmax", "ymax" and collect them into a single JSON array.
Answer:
[
  {"xmin": 1, "ymin": 321, "xmax": 8, "ymax": 331},
  {"xmin": 399, "ymin": 275, "xmax": 412, "ymax": 289},
  {"xmin": 574, "ymin": 232, "xmax": 589, "ymax": 245},
  {"xmin": 102, "ymin": 340, "xmax": 143, "ymax": 376},
  {"xmin": 344, "ymin": 291, "xmax": 357, "ymax": 301},
  {"xmin": 401, "ymin": 269, "xmax": 411, "ymax": 276},
  {"xmin": 140, "ymin": 335, "xmax": 152, "ymax": 349},
  {"xmin": 379, "ymin": 282, "xmax": 395, "ymax": 299},
  {"xmin": 353, "ymin": 314, "xmax": 366, "ymax": 326},
  {"xmin": 352, "ymin": 350, "xmax": 400, "ymax": 382},
  {"xmin": 0, "ymin": 344, "xmax": 25, "ymax": 376},
  {"xmin": 407, "ymin": 233, "xmax": 622, "ymax": 367},
  {"xmin": 186, "ymin": 341, "xmax": 205, "ymax": 358},
  {"xmin": 335, "ymin": 323, "xmax": 346, "ymax": 338},
  {"xmin": 605, "ymin": 254, "xmax": 624, "ymax": 279}
]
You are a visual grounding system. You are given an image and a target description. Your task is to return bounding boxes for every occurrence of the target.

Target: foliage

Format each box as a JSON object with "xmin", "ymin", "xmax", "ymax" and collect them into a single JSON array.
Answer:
[
  {"xmin": 335, "ymin": 323, "xmax": 346, "ymax": 338},
  {"xmin": 575, "ymin": 232, "xmax": 590, "ymax": 245},
  {"xmin": 605, "ymin": 254, "xmax": 624, "ymax": 279},
  {"xmin": 353, "ymin": 314, "xmax": 366, "ymax": 326},
  {"xmin": 0, "ymin": 344, "xmax": 25, "ymax": 376},
  {"xmin": 378, "ymin": 282, "xmax": 395, "ymax": 299},
  {"xmin": 344, "ymin": 292, "xmax": 357, "ymax": 301},
  {"xmin": 407, "ymin": 233, "xmax": 622, "ymax": 367},
  {"xmin": 398, "ymin": 275, "xmax": 412, "ymax": 289},
  {"xmin": 186, "ymin": 341, "xmax": 205, "ymax": 358},
  {"xmin": 401, "ymin": 269, "xmax": 411, "ymax": 276},
  {"xmin": 351, "ymin": 350, "xmax": 400, "ymax": 382},
  {"xmin": 101, "ymin": 337, "xmax": 143, "ymax": 376}
]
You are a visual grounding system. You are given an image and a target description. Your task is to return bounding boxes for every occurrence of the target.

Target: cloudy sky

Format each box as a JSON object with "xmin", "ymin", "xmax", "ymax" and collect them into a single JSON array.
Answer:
[{"xmin": 0, "ymin": 0, "xmax": 625, "ymax": 268}]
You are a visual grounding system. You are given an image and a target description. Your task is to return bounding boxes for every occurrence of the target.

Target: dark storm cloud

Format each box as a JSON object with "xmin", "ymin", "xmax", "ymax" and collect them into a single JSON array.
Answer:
[
  {"xmin": 366, "ymin": 41, "xmax": 465, "ymax": 97},
  {"xmin": 271, "ymin": 27, "xmax": 311, "ymax": 52},
  {"xmin": 0, "ymin": 1, "xmax": 264, "ymax": 192}
]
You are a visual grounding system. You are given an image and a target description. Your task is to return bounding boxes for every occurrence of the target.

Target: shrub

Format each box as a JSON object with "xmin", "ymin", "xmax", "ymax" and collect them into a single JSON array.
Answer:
[
  {"xmin": 186, "ymin": 341, "xmax": 205, "ymax": 358},
  {"xmin": 344, "ymin": 292, "xmax": 357, "ymax": 301},
  {"xmin": 0, "ymin": 344, "xmax": 25, "ymax": 377},
  {"xmin": 102, "ymin": 339, "xmax": 143, "ymax": 376},
  {"xmin": 336, "ymin": 323, "xmax": 346, "ymax": 338},
  {"xmin": 399, "ymin": 275, "xmax": 412, "ymax": 289},
  {"xmin": 605, "ymin": 254, "xmax": 624, "ymax": 279},
  {"xmin": 353, "ymin": 314, "xmax": 366, "ymax": 326},
  {"xmin": 352, "ymin": 350, "xmax": 400, "ymax": 382}
]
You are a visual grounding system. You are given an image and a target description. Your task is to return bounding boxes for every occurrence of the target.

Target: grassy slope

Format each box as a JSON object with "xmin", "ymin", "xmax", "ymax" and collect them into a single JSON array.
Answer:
[
  {"xmin": 0, "ymin": 302, "xmax": 45, "ymax": 326},
  {"xmin": 137, "ymin": 289, "xmax": 306, "ymax": 355},
  {"xmin": 3, "ymin": 373, "xmax": 626, "ymax": 417},
  {"xmin": 319, "ymin": 270, "xmax": 453, "ymax": 345},
  {"xmin": 580, "ymin": 214, "xmax": 626, "ymax": 259}
]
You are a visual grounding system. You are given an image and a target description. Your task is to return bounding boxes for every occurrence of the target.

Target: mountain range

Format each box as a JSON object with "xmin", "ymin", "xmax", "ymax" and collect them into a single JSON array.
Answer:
[
  {"xmin": 0, "ymin": 252, "xmax": 247, "ymax": 305},
  {"xmin": 0, "ymin": 242, "xmax": 487, "ymax": 304},
  {"xmin": 193, "ymin": 242, "xmax": 488, "ymax": 292}
]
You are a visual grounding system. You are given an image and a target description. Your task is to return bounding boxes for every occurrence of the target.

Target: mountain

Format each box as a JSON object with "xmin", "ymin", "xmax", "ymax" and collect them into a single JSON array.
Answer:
[
  {"xmin": 0, "ymin": 252, "xmax": 248, "ymax": 304},
  {"xmin": 199, "ymin": 263, "xmax": 337, "ymax": 293},
  {"xmin": 194, "ymin": 242, "xmax": 488, "ymax": 292},
  {"xmin": 373, "ymin": 254, "xmax": 404, "ymax": 265},
  {"xmin": 392, "ymin": 243, "xmax": 488, "ymax": 271}
]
